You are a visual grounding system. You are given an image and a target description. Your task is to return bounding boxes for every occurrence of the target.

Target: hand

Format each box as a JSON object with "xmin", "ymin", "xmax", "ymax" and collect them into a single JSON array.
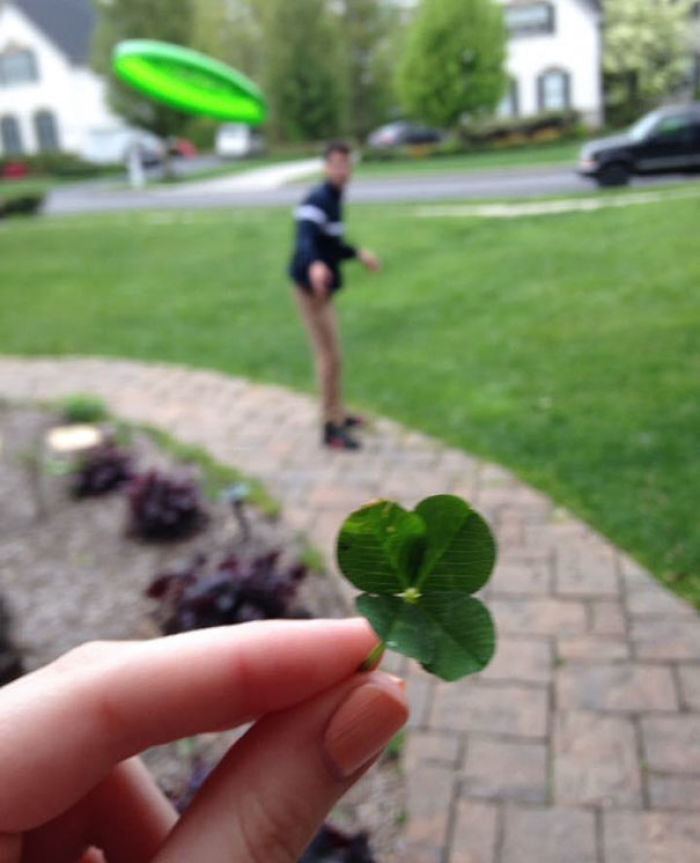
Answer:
[
  {"xmin": 358, "ymin": 249, "xmax": 381, "ymax": 273},
  {"xmin": 309, "ymin": 261, "xmax": 333, "ymax": 299},
  {"xmin": 0, "ymin": 620, "xmax": 407, "ymax": 863}
]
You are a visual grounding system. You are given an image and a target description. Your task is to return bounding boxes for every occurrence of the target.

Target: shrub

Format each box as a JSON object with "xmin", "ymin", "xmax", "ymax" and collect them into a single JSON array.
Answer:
[
  {"xmin": 459, "ymin": 109, "xmax": 583, "ymax": 148},
  {"xmin": 128, "ymin": 471, "xmax": 208, "ymax": 541},
  {"xmin": 361, "ymin": 109, "xmax": 583, "ymax": 162},
  {"xmin": 0, "ymin": 193, "xmax": 44, "ymax": 219},
  {"xmin": 71, "ymin": 443, "xmax": 134, "ymax": 498},
  {"xmin": 1, "ymin": 162, "xmax": 29, "ymax": 179},
  {"xmin": 184, "ymin": 117, "xmax": 218, "ymax": 151},
  {"xmin": 0, "ymin": 153, "xmax": 122, "ymax": 179},
  {"xmin": 146, "ymin": 550, "xmax": 308, "ymax": 633},
  {"xmin": 61, "ymin": 394, "xmax": 109, "ymax": 424}
]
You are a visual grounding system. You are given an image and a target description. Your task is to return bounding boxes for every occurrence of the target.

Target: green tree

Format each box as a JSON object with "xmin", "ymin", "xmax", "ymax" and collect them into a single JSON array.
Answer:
[
  {"xmin": 91, "ymin": 0, "xmax": 195, "ymax": 148},
  {"xmin": 340, "ymin": 0, "xmax": 401, "ymax": 139},
  {"xmin": 396, "ymin": 0, "xmax": 507, "ymax": 128},
  {"xmin": 260, "ymin": 0, "xmax": 347, "ymax": 142},
  {"xmin": 604, "ymin": 0, "xmax": 694, "ymax": 124},
  {"xmin": 193, "ymin": 0, "xmax": 263, "ymax": 81},
  {"xmin": 189, "ymin": 0, "xmax": 265, "ymax": 150}
]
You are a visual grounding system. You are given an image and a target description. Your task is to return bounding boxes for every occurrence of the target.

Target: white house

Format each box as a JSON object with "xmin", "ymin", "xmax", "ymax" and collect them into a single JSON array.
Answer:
[
  {"xmin": 0, "ymin": 0, "xmax": 123, "ymax": 158},
  {"xmin": 495, "ymin": 0, "xmax": 604, "ymax": 126}
]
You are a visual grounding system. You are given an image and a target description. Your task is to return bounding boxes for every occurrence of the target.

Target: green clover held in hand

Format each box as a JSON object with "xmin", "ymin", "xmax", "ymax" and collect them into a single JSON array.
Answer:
[{"xmin": 337, "ymin": 494, "xmax": 497, "ymax": 682}]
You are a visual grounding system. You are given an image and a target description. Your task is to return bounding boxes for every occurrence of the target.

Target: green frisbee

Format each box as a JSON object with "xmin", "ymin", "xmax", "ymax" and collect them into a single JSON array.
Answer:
[{"xmin": 113, "ymin": 40, "xmax": 267, "ymax": 125}]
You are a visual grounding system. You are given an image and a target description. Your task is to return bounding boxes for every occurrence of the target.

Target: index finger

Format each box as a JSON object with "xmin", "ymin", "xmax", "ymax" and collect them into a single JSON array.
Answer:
[{"xmin": 0, "ymin": 619, "xmax": 378, "ymax": 832}]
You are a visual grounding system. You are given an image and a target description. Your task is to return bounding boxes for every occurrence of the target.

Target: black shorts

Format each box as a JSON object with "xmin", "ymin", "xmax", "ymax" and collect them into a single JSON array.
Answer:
[{"xmin": 290, "ymin": 265, "xmax": 342, "ymax": 295}]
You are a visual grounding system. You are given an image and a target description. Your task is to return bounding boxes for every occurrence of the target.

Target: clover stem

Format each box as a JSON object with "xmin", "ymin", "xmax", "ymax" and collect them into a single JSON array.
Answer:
[
  {"xmin": 360, "ymin": 642, "xmax": 386, "ymax": 672},
  {"xmin": 399, "ymin": 586, "xmax": 422, "ymax": 604}
]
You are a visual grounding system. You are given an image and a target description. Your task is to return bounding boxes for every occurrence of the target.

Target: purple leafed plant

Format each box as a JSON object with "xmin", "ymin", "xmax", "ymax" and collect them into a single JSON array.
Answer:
[
  {"xmin": 299, "ymin": 824, "xmax": 376, "ymax": 863},
  {"xmin": 146, "ymin": 550, "xmax": 308, "ymax": 634},
  {"xmin": 127, "ymin": 471, "xmax": 208, "ymax": 541},
  {"xmin": 71, "ymin": 443, "xmax": 134, "ymax": 498},
  {"xmin": 172, "ymin": 757, "xmax": 213, "ymax": 814},
  {"xmin": 0, "ymin": 597, "xmax": 24, "ymax": 687}
]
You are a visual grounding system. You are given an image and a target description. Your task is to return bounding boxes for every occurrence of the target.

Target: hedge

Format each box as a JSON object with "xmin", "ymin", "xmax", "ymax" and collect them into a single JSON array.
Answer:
[
  {"xmin": 0, "ymin": 192, "xmax": 45, "ymax": 219},
  {"xmin": 362, "ymin": 110, "xmax": 584, "ymax": 162},
  {"xmin": 0, "ymin": 153, "xmax": 122, "ymax": 179}
]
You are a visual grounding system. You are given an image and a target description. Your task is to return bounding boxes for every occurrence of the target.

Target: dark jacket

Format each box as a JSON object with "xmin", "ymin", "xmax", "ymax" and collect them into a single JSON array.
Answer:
[{"xmin": 289, "ymin": 180, "xmax": 357, "ymax": 292}]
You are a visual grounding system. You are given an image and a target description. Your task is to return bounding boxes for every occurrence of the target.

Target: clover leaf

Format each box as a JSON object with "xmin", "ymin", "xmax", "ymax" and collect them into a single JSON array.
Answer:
[{"xmin": 337, "ymin": 495, "xmax": 496, "ymax": 682}]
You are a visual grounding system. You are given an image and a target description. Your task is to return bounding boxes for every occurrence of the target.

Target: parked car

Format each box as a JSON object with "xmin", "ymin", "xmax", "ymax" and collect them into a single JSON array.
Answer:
[
  {"xmin": 367, "ymin": 121, "xmax": 443, "ymax": 150},
  {"xmin": 169, "ymin": 138, "xmax": 198, "ymax": 159},
  {"xmin": 215, "ymin": 124, "xmax": 265, "ymax": 159},
  {"xmin": 579, "ymin": 104, "xmax": 700, "ymax": 187},
  {"xmin": 82, "ymin": 128, "xmax": 166, "ymax": 167}
]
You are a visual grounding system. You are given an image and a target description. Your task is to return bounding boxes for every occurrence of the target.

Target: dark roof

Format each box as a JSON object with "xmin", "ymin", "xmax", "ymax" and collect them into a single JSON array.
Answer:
[{"xmin": 12, "ymin": 0, "xmax": 97, "ymax": 64}]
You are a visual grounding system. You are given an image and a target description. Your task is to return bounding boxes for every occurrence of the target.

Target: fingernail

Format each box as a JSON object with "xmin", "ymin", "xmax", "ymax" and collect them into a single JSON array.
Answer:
[
  {"xmin": 323, "ymin": 676, "xmax": 409, "ymax": 778},
  {"xmin": 387, "ymin": 674, "xmax": 406, "ymax": 691}
]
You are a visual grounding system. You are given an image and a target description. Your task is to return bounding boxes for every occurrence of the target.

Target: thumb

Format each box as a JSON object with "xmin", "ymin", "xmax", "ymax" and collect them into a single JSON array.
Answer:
[{"xmin": 153, "ymin": 672, "xmax": 408, "ymax": 863}]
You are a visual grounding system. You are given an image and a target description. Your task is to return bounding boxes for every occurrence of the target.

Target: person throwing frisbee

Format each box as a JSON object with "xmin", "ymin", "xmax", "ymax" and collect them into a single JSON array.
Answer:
[{"xmin": 289, "ymin": 142, "xmax": 381, "ymax": 450}]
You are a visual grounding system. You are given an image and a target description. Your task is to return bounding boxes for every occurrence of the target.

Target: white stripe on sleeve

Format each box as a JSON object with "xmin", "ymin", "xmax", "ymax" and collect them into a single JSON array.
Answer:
[{"xmin": 295, "ymin": 204, "xmax": 328, "ymax": 225}]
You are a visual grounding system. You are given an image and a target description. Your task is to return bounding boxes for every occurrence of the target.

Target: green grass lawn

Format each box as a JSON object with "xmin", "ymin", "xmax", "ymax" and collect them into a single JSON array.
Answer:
[
  {"xmin": 352, "ymin": 141, "xmax": 583, "ymax": 179},
  {"xmin": 0, "ymin": 177, "xmax": 57, "ymax": 200},
  {"xmin": 171, "ymin": 141, "xmax": 582, "ymax": 189},
  {"xmin": 1, "ymin": 194, "xmax": 698, "ymax": 604}
]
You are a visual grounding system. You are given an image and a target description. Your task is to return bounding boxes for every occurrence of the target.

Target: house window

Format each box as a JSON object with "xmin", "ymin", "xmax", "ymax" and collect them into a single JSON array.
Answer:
[
  {"xmin": 497, "ymin": 79, "xmax": 520, "ymax": 118},
  {"xmin": 34, "ymin": 110, "xmax": 60, "ymax": 152},
  {"xmin": 537, "ymin": 68, "xmax": 571, "ymax": 112},
  {"xmin": 0, "ymin": 48, "xmax": 39, "ymax": 87},
  {"xmin": 0, "ymin": 115, "xmax": 24, "ymax": 155},
  {"xmin": 505, "ymin": 3, "xmax": 555, "ymax": 36}
]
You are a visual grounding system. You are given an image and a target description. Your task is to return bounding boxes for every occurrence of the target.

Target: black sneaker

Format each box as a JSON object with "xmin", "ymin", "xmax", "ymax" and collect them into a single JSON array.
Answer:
[
  {"xmin": 323, "ymin": 422, "xmax": 361, "ymax": 451},
  {"xmin": 343, "ymin": 413, "xmax": 366, "ymax": 429}
]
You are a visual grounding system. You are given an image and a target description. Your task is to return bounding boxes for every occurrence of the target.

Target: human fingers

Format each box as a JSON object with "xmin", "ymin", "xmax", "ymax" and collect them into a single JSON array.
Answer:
[
  {"xmin": 0, "ymin": 619, "xmax": 378, "ymax": 833},
  {"xmin": 0, "ymin": 833, "xmax": 21, "ymax": 863},
  {"xmin": 14, "ymin": 801, "xmax": 88, "ymax": 863},
  {"xmin": 18, "ymin": 759, "xmax": 175, "ymax": 863},
  {"xmin": 153, "ymin": 671, "xmax": 408, "ymax": 863},
  {"xmin": 89, "ymin": 759, "xmax": 177, "ymax": 863}
]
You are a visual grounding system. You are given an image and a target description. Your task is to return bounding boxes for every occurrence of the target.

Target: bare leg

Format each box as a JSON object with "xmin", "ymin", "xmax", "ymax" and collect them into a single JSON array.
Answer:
[{"xmin": 294, "ymin": 287, "xmax": 344, "ymax": 425}]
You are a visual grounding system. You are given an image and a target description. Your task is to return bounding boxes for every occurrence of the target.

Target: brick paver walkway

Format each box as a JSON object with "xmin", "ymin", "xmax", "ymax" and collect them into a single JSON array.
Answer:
[{"xmin": 1, "ymin": 357, "xmax": 698, "ymax": 863}]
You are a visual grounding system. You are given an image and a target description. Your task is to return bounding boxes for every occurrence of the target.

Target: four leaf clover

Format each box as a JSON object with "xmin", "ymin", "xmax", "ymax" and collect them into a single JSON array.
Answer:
[{"xmin": 337, "ymin": 495, "xmax": 497, "ymax": 682}]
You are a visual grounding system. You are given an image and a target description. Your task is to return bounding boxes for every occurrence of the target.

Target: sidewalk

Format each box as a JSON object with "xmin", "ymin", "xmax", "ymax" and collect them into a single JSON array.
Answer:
[
  {"xmin": 154, "ymin": 156, "xmax": 322, "ymax": 194},
  {"xmin": 0, "ymin": 357, "xmax": 697, "ymax": 862}
]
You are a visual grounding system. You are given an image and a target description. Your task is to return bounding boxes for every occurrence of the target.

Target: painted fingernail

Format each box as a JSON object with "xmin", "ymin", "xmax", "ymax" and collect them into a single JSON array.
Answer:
[{"xmin": 323, "ymin": 675, "xmax": 409, "ymax": 778}]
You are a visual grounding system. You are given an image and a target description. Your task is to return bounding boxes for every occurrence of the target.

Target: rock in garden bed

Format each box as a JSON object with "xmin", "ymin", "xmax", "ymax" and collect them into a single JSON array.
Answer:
[{"xmin": 0, "ymin": 401, "xmax": 405, "ymax": 861}]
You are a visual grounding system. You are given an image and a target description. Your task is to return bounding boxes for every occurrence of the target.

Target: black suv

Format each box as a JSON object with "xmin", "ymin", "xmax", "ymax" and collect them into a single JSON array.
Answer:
[{"xmin": 579, "ymin": 104, "xmax": 700, "ymax": 187}]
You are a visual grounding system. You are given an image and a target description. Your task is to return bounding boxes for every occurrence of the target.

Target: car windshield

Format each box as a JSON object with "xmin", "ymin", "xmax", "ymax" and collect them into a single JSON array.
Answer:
[
  {"xmin": 376, "ymin": 123, "xmax": 403, "ymax": 134},
  {"xmin": 628, "ymin": 110, "xmax": 663, "ymax": 143}
]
